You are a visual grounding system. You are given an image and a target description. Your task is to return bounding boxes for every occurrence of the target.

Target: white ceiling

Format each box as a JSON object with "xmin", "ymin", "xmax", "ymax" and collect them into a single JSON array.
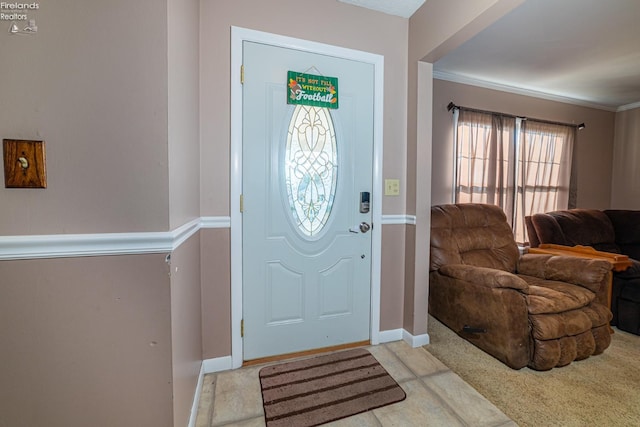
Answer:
[{"xmin": 341, "ymin": 0, "xmax": 640, "ymax": 111}]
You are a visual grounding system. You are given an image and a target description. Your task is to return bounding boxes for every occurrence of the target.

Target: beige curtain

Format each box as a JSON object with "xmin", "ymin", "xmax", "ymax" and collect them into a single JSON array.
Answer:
[
  {"xmin": 455, "ymin": 110, "xmax": 576, "ymax": 244},
  {"xmin": 455, "ymin": 110, "xmax": 516, "ymax": 226},
  {"xmin": 516, "ymin": 120, "xmax": 575, "ymax": 243}
]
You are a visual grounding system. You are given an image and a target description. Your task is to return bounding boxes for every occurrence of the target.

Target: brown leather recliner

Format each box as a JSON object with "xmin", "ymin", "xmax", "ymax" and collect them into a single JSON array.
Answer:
[{"xmin": 429, "ymin": 204, "xmax": 613, "ymax": 370}]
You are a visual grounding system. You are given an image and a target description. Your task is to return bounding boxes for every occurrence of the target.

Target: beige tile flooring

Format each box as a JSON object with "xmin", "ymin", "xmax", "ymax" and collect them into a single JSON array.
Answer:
[{"xmin": 195, "ymin": 340, "xmax": 517, "ymax": 427}]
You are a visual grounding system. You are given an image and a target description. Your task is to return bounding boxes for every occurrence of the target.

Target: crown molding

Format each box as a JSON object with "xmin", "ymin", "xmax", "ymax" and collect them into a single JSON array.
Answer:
[
  {"xmin": 434, "ymin": 70, "xmax": 619, "ymax": 113},
  {"xmin": 617, "ymin": 101, "xmax": 640, "ymax": 112}
]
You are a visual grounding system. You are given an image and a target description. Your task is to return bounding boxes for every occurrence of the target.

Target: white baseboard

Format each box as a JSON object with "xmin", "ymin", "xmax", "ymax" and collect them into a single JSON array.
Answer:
[
  {"xmin": 188, "ymin": 362, "xmax": 205, "ymax": 427},
  {"xmin": 378, "ymin": 328, "xmax": 404, "ymax": 343},
  {"xmin": 203, "ymin": 356, "xmax": 233, "ymax": 374},
  {"xmin": 188, "ymin": 356, "xmax": 234, "ymax": 427},
  {"xmin": 200, "ymin": 328, "xmax": 427, "ymax": 374},
  {"xmin": 403, "ymin": 329, "xmax": 430, "ymax": 347},
  {"xmin": 378, "ymin": 328, "xmax": 430, "ymax": 347}
]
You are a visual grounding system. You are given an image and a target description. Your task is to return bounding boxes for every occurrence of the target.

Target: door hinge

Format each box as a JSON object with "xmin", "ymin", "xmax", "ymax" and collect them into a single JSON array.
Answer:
[
  {"xmin": 240, "ymin": 64, "xmax": 244, "ymax": 84},
  {"xmin": 240, "ymin": 194, "xmax": 244, "ymax": 213},
  {"xmin": 240, "ymin": 319, "xmax": 244, "ymax": 337}
]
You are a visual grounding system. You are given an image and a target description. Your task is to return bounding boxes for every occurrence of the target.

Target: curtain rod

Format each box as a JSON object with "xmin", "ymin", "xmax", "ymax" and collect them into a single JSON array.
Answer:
[{"xmin": 447, "ymin": 101, "xmax": 585, "ymax": 130}]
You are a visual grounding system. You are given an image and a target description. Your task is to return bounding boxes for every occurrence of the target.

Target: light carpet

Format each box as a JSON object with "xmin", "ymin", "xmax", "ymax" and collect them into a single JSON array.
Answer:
[
  {"xmin": 258, "ymin": 348, "xmax": 406, "ymax": 427},
  {"xmin": 425, "ymin": 315, "xmax": 640, "ymax": 426}
]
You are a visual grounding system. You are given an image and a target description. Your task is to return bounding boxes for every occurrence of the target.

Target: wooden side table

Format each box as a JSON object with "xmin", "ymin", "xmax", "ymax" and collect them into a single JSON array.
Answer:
[{"xmin": 527, "ymin": 243, "xmax": 632, "ymax": 311}]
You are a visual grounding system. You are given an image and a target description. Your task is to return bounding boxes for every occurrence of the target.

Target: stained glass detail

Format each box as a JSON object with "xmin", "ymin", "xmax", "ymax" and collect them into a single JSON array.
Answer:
[{"xmin": 285, "ymin": 105, "xmax": 338, "ymax": 237}]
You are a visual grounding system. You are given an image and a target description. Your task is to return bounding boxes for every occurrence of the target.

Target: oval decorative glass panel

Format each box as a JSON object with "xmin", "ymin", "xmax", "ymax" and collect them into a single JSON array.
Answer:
[{"xmin": 284, "ymin": 105, "xmax": 338, "ymax": 237}]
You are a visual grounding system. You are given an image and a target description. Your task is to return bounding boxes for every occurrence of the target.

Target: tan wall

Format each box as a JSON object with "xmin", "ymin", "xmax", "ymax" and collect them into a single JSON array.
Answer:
[
  {"xmin": 201, "ymin": 228, "xmax": 231, "ymax": 359},
  {"xmin": 1, "ymin": 2, "xmax": 204, "ymax": 426},
  {"xmin": 167, "ymin": 2, "xmax": 203, "ymax": 419},
  {"xmin": 380, "ymin": 225, "xmax": 406, "ymax": 330},
  {"xmin": 0, "ymin": 255, "xmax": 174, "ymax": 427},
  {"xmin": 169, "ymin": 0, "xmax": 201, "ymax": 229},
  {"xmin": 170, "ymin": 234, "xmax": 203, "ymax": 427},
  {"xmin": 0, "ymin": 0, "xmax": 170, "ymax": 235},
  {"xmin": 403, "ymin": 223, "xmax": 417, "ymax": 330},
  {"xmin": 432, "ymin": 79, "xmax": 617, "ymax": 208},
  {"xmin": 612, "ymin": 107, "xmax": 640, "ymax": 209}
]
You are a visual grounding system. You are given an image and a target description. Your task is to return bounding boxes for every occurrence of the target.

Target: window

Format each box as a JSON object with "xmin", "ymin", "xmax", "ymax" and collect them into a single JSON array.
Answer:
[
  {"xmin": 284, "ymin": 105, "xmax": 338, "ymax": 237},
  {"xmin": 454, "ymin": 109, "xmax": 576, "ymax": 243}
]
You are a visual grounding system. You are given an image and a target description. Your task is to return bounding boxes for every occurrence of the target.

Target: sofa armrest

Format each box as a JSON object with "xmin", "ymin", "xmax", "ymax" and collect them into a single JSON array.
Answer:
[
  {"xmin": 439, "ymin": 264, "xmax": 528, "ymax": 291},
  {"xmin": 529, "ymin": 213, "xmax": 568, "ymax": 246},
  {"xmin": 518, "ymin": 253, "xmax": 611, "ymax": 293}
]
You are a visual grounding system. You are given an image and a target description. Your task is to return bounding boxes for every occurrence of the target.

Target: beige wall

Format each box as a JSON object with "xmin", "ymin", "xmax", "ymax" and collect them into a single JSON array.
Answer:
[
  {"xmin": 166, "ymin": 0, "xmax": 202, "ymax": 420},
  {"xmin": 612, "ymin": 107, "xmax": 640, "ymax": 209},
  {"xmin": 201, "ymin": 228, "xmax": 232, "ymax": 359},
  {"xmin": 0, "ymin": 1, "xmax": 203, "ymax": 426},
  {"xmin": 169, "ymin": 0, "xmax": 201, "ymax": 229},
  {"xmin": 0, "ymin": 0, "xmax": 170, "ymax": 235},
  {"xmin": 170, "ymin": 234, "xmax": 203, "ymax": 426},
  {"xmin": 167, "ymin": 1, "xmax": 203, "ymax": 420},
  {"xmin": 432, "ymin": 79, "xmax": 617, "ymax": 208},
  {"xmin": 0, "ymin": 239, "xmax": 203, "ymax": 427},
  {"xmin": 0, "ymin": 255, "xmax": 174, "ymax": 427},
  {"xmin": 380, "ymin": 225, "xmax": 407, "ymax": 330}
]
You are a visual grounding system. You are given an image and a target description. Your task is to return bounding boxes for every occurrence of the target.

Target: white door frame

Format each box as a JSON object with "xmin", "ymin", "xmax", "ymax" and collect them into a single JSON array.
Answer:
[{"xmin": 230, "ymin": 26, "xmax": 384, "ymax": 369}]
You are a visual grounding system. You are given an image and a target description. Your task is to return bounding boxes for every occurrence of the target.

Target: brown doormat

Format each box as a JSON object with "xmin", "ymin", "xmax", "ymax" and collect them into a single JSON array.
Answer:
[{"xmin": 259, "ymin": 347, "xmax": 406, "ymax": 427}]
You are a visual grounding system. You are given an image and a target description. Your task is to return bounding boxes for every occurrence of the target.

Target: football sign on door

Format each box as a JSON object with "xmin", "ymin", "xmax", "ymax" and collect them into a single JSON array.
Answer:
[{"xmin": 287, "ymin": 71, "xmax": 339, "ymax": 108}]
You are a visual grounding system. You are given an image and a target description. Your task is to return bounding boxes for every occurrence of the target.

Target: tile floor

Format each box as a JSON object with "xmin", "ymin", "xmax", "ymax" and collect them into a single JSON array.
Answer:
[{"xmin": 195, "ymin": 340, "xmax": 517, "ymax": 426}]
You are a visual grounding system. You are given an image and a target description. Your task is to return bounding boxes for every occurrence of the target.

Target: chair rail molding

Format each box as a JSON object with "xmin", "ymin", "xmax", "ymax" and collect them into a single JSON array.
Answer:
[
  {"xmin": 381, "ymin": 214, "xmax": 417, "ymax": 225},
  {"xmin": 0, "ymin": 214, "xmax": 408, "ymax": 260},
  {"xmin": 0, "ymin": 217, "xmax": 231, "ymax": 260}
]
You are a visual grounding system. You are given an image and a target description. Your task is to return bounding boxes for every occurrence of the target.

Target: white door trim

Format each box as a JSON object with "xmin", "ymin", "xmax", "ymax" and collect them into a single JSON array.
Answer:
[{"xmin": 230, "ymin": 26, "xmax": 384, "ymax": 368}]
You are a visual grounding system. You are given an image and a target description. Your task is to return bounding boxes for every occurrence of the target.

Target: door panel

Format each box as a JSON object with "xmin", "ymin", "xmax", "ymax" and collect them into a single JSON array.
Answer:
[
  {"xmin": 318, "ymin": 258, "xmax": 354, "ymax": 317},
  {"xmin": 266, "ymin": 261, "xmax": 304, "ymax": 324},
  {"xmin": 242, "ymin": 41, "xmax": 374, "ymax": 360}
]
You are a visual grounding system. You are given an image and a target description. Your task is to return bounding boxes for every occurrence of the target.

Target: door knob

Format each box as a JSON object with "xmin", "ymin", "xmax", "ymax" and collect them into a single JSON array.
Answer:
[{"xmin": 359, "ymin": 222, "xmax": 371, "ymax": 233}]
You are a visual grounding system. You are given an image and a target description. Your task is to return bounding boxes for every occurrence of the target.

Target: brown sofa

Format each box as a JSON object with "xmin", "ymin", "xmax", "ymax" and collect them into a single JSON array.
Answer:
[
  {"xmin": 430, "ymin": 204, "xmax": 613, "ymax": 370},
  {"xmin": 526, "ymin": 209, "xmax": 640, "ymax": 335}
]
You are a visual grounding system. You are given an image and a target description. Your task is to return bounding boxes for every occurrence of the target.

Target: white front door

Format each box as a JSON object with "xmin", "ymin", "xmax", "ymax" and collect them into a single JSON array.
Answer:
[{"xmin": 242, "ymin": 41, "xmax": 375, "ymax": 360}]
